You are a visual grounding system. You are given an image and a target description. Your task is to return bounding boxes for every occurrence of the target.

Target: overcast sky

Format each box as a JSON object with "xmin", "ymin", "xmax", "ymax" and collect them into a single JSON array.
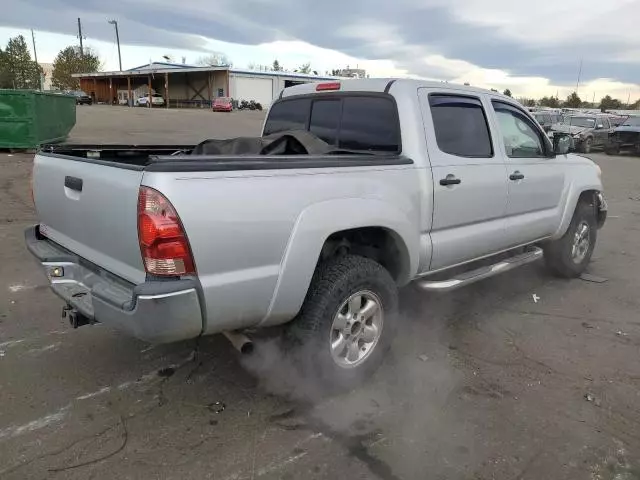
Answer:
[{"xmin": 2, "ymin": 0, "xmax": 639, "ymax": 101}]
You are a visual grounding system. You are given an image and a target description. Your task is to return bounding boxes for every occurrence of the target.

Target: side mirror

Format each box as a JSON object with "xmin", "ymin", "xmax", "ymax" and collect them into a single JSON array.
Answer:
[{"xmin": 554, "ymin": 135, "xmax": 571, "ymax": 155}]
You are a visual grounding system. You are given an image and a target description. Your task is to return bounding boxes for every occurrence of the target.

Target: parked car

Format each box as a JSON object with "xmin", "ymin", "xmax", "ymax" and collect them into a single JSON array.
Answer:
[
  {"xmin": 549, "ymin": 114, "xmax": 613, "ymax": 153},
  {"xmin": 70, "ymin": 90, "xmax": 92, "ymax": 105},
  {"xmin": 212, "ymin": 97, "xmax": 233, "ymax": 112},
  {"xmin": 136, "ymin": 94, "xmax": 165, "ymax": 107},
  {"xmin": 26, "ymin": 79, "xmax": 606, "ymax": 388},
  {"xmin": 533, "ymin": 111, "xmax": 563, "ymax": 132},
  {"xmin": 605, "ymin": 115, "xmax": 640, "ymax": 155}
]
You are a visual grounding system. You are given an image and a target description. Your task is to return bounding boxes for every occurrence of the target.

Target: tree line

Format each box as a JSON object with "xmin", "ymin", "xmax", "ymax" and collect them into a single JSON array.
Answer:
[
  {"xmin": 516, "ymin": 91, "xmax": 640, "ymax": 111},
  {"xmin": 0, "ymin": 34, "xmax": 100, "ymax": 91}
]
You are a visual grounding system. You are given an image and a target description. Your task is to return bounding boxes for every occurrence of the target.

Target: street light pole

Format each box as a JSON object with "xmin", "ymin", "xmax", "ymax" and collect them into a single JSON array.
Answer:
[{"xmin": 108, "ymin": 20, "xmax": 122, "ymax": 71}]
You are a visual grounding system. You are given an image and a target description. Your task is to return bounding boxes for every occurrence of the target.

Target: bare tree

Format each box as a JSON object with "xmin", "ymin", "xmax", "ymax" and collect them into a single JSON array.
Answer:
[{"xmin": 196, "ymin": 52, "xmax": 232, "ymax": 67}]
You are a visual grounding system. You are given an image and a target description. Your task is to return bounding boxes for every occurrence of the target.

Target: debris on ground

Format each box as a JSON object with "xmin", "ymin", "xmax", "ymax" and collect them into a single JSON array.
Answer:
[
  {"xmin": 207, "ymin": 401, "xmax": 226, "ymax": 414},
  {"xmin": 616, "ymin": 330, "xmax": 628, "ymax": 337},
  {"xmin": 580, "ymin": 273, "xmax": 608, "ymax": 283},
  {"xmin": 584, "ymin": 392, "xmax": 602, "ymax": 407},
  {"xmin": 581, "ymin": 322, "xmax": 595, "ymax": 329},
  {"xmin": 532, "ymin": 294, "xmax": 540, "ymax": 303},
  {"xmin": 418, "ymin": 354, "xmax": 429, "ymax": 362},
  {"xmin": 157, "ymin": 367, "xmax": 176, "ymax": 378},
  {"xmin": 0, "ymin": 350, "xmax": 5, "ymax": 357}
]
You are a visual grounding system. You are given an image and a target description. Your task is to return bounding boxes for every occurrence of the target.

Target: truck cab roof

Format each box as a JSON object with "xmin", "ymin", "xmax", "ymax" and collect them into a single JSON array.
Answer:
[{"xmin": 280, "ymin": 78, "xmax": 513, "ymax": 100}]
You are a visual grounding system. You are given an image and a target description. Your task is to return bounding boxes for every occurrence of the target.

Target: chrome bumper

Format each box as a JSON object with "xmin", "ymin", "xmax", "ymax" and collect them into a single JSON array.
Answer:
[{"xmin": 25, "ymin": 226, "xmax": 203, "ymax": 344}]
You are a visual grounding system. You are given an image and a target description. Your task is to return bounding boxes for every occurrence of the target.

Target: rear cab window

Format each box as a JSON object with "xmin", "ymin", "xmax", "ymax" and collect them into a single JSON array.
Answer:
[{"xmin": 264, "ymin": 94, "xmax": 400, "ymax": 153}]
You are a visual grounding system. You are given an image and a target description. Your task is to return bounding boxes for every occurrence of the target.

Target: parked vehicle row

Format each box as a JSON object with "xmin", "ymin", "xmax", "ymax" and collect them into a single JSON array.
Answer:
[
  {"xmin": 27, "ymin": 79, "xmax": 606, "ymax": 388},
  {"xmin": 136, "ymin": 94, "xmax": 165, "ymax": 107}
]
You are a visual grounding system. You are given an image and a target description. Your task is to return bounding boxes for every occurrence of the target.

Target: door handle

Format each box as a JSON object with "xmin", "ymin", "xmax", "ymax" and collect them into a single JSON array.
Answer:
[
  {"xmin": 64, "ymin": 176, "xmax": 83, "ymax": 192},
  {"xmin": 440, "ymin": 175, "xmax": 461, "ymax": 186},
  {"xmin": 509, "ymin": 171, "xmax": 525, "ymax": 181}
]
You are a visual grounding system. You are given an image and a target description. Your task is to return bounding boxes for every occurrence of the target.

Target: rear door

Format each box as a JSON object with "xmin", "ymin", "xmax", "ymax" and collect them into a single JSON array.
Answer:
[
  {"xmin": 418, "ymin": 89, "xmax": 510, "ymax": 270},
  {"xmin": 33, "ymin": 154, "xmax": 146, "ymax": 284},
  {"xmin": 489, "ymin": 100, "xmax": 565, "ymax": 246}
]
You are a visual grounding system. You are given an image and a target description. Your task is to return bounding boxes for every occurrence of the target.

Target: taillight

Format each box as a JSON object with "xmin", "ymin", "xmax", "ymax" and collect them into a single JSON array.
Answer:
[
  {"xmin": 137, "ymin": 187, "xmax": 195, "ymax": 276},
  {"xmin": 316, "ymin": 82, "xmax": 341, "ymax": 91}
]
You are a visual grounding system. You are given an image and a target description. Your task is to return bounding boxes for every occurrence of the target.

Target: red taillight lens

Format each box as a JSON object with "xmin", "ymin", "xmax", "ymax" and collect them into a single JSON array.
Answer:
[
  {"xmin": 316, "ymin": 82, "xmax": 341, "ymax": 91},
  {"xmin": 137, "ymin": 187, "xmax": 195, "ymax": 276}
]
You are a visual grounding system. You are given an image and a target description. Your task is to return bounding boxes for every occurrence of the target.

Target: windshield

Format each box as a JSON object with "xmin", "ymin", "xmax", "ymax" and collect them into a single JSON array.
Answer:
[
  {"xmin": 622, "ymin": 116, "xmax": 640, "ymax": 127},
  {"xmin": 563, "ymin": 117, "xmax": 596, "ymax": 128}
]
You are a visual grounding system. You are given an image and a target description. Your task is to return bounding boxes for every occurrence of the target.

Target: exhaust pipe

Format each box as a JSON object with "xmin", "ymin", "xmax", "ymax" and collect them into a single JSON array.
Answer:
[
  {"xmin": 223, "ymin": 331, "xmax": 254, "ymax": 355},
  {"xmin": 68, "ymin": 311, "xmax": 91, "ymax": 329}
]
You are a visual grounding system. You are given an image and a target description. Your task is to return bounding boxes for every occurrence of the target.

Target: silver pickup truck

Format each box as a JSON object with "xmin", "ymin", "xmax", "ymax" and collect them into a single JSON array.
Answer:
[{"xmin": 26, "ymin": 79, "xmax": 606, "ymax": 387}]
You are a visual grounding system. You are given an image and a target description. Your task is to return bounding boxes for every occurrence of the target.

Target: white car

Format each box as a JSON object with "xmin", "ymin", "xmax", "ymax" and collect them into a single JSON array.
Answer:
[{"xmin": 136, "ymin": 94, "xmax": 165, "ymax": 107}]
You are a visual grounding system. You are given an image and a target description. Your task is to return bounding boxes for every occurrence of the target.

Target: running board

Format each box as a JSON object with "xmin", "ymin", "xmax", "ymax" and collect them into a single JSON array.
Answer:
[{"xmin": 416, "ymin": 247, "xmax": 544, "ymax": 292}]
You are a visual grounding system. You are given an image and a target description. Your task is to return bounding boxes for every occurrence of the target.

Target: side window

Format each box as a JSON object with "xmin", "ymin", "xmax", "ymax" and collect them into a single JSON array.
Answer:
[
  {"xmin": 428, "ymin": 95, "xmax": 493, "ymax": 157},
  {"xmin": 492, "ymin": 101, "xmax": 546, "ymax": 158},
  {"xmin": 309, "ymin": 100, "xmax": 341, "ymax": 145},
  {"xmin": 600, "ymin": 117, "xmax": 610, "ymax": 129},
  {"xmin": 338, "ymin": 97, "xmax": 399, "ymax": 151},
  {"xmin": 263, "ymin": 99, "xmax": 310, "ymax": 136}
]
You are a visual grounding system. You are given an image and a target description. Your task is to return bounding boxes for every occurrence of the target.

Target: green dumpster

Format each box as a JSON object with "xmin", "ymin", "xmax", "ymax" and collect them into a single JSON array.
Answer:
[{"xmin": 0, "ymin": 90, "xmax": 76, "ymax": 149}]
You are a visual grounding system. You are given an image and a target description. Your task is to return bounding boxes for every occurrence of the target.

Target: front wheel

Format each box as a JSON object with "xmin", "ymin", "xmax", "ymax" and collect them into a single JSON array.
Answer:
[
  {"xmin": 543, "ymin": 201, "xmax": 597, "ymax": 278},
  {"xmin": 285, "ymin": 255, "xmax": 398, "ymax": 390},
  {"xmin": 579, "ymin": 137, "xmax": 593, "ymax": 154}
]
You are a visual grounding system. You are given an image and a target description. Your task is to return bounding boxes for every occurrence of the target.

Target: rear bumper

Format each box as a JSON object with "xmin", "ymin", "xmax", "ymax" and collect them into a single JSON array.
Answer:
[{"xmin": 25, "ymin": 226, "xmax": 203, "ymax": 344}]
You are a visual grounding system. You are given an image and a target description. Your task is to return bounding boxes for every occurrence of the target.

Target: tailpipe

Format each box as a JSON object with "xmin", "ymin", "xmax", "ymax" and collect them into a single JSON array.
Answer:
[
  {"xmin": 68, "ymin": 310, "xmax": 91, "ymax": 329},
  {"xmin": 223, "ymin": 331, "xmax": 254, "ymax": 355}
]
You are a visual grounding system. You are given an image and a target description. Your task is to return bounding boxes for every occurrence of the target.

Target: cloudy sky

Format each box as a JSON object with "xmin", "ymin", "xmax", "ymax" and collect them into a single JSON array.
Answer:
[{"xmin": 2, "ymin": 0, "xmax": 639, "ymax": 101}]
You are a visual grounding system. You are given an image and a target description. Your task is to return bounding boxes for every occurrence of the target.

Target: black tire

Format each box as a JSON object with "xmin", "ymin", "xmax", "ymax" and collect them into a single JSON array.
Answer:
[
  {"xmin": 579, "ymin": 137, "xmax": 593, "ymax": 154},
  {"xmin": 285, "ymin": 255, "xmax": 398, "ymax": 390},
  {"xmin": 543, "ymin": 201, "xmax": 597, "ymax": 278},
  {"xmin": 605, "ymin": 144, "xmax": 619, "ymax": 155}
]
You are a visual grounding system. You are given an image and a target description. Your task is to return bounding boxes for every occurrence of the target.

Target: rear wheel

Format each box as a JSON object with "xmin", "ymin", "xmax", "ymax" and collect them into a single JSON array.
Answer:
[
  {"xmin": 543, "ymin": 201, "xmax": 597, "ymax": 278},
  {"xmin": 285, "ymin": 255, "xmax": 398, "ymax": 390}
]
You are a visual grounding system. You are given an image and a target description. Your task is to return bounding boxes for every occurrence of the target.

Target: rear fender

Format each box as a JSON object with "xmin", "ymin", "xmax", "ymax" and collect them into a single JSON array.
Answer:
[{"xmin": 260, "ymin": 198, "xmax": 419, "ymax": 326}]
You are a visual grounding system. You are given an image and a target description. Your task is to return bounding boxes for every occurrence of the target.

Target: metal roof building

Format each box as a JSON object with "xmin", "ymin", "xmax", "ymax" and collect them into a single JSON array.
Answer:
[{"xmin": 73, "ymin": 62, "xmax": 335, "ymax": 108}]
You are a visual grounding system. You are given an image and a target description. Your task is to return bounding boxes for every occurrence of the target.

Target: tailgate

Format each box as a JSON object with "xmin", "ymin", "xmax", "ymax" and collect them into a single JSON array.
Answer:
[{"xmin": 33, "ymin": 153, "xmax": 146, "ymax": 284}]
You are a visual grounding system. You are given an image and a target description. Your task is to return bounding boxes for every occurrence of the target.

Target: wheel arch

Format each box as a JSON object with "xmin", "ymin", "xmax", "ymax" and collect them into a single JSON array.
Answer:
[{"xmin": 259, "ymin": 198, "xmax": 419, "ymax": 327}]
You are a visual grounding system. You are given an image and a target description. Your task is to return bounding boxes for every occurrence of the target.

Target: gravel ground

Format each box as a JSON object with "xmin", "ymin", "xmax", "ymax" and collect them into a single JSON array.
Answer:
[{"xmin": 0, "ymin": 106, "xmax": 639, "ymax": 480}]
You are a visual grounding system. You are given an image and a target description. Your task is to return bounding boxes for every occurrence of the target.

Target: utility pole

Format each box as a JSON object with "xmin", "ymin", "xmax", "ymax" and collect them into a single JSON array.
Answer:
[
  {"xmin": 575, "ymin": 58, "xmax": 583, "ymax": 94},
  {"xmin": 77, "ymin": 18, "xmax": 84, "ymax": 56},
  {"xmin": 108, "ymin": 20, "xmax": 122, "ymax": 71},
  {"xmin": 31, "ymin": 29, "xmax": 43, "ymax": 91}
]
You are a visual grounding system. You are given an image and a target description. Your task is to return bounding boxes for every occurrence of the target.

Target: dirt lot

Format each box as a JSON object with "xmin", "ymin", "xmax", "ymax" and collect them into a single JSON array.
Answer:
[{"xmin": 1, "ymin": 106, "xmax": 639, "ymax": 480}]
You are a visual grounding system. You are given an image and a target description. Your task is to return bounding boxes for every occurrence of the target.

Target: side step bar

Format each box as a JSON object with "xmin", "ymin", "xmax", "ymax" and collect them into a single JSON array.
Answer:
[{"xmin": 416, "ymin": 247, "xmax": 544, "ymax": 292}]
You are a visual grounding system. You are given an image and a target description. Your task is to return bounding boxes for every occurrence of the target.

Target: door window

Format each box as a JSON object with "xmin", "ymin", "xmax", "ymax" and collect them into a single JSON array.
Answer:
[
  {"xmin": 429, "ymin": 95, "xmax": 493, "ymax": 157},
  {"xmin": 492, "ymin": 101, "xmax": 546, "ymax": 158}
]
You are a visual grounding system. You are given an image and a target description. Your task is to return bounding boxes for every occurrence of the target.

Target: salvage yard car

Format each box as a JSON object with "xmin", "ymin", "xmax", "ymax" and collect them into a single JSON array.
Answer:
[
  {"xmin": 212, "ymin": 97, "xmax": 233, "ymax": 112},
  {"xmin": 605, "ymin": 115, "xmax": 640, "ymax": 155},
  {"xmin": 26, "ymin": 79, "xmax": 607, "ymax": 387},
  {"xmin": 136, "ymin": 93, "xmax": 165, "ymax": 107},
  {"xmin": 533, "ymin": 111, "xmax": 563, "ymax": 133},
  {"xmin": 549, "ymin": 114, "xmax": 613, "ymax": 153},
  {"xmin": 69, "ymin": 90, "xmax": 92, "ymax": 105}
]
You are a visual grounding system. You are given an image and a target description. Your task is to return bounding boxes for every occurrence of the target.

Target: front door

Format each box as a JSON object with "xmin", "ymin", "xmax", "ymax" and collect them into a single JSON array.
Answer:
[
  {"xmin": 594, "ymin": 116, "xmax": 611, "ymax": 146},
  {"xmin": 489, "ymin": 99, "xmax": 566, "ymax": 246},
  {"xmin": 419, "ymin": 89, "xmax": 510, "ymax": 271}
]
